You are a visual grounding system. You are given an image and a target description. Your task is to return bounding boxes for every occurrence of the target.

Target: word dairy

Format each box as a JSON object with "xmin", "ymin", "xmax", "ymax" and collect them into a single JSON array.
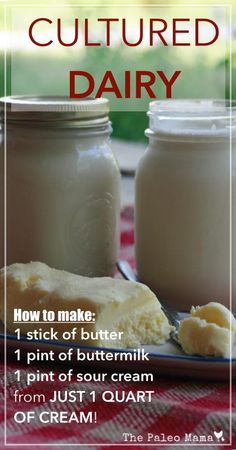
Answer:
[{"xmin": 70, "ymin": 70, "xmax": 181, "ymax": 99}]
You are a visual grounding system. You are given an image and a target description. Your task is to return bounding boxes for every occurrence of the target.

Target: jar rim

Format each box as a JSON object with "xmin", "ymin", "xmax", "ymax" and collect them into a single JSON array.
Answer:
[
  {"xmin": 148, "ymin": 99, "xmax": 236, "ymax": 119},
  {"xmin": 147, "ymin": 99, "xmax": 236, "ymax": 139},
  {"xmin": 0, "ymin": 95, "xmax": 110, "ymax": 127}
]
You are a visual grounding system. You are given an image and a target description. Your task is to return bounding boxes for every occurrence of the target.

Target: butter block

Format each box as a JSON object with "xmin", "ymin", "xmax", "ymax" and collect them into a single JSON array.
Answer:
[
  {"xmin": 0, "ymin": 261, "xmax": 172, "ymax": 348},
  {"xmin": 178, "ymin": 302, "xmax": 236, "ymax": 357}
]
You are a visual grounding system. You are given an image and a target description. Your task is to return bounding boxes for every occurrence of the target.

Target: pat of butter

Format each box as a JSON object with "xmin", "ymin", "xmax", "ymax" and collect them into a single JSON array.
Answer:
[
  {"xmin": 0, "ymin": 261, "xmax": 172, "ymax": 348},
  {"xmin": 178, "ymin": 302, "xmax": 236, "ymax": 357}
]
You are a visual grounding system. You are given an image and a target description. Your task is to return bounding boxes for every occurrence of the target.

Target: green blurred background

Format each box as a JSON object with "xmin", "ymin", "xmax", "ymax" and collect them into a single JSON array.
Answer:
[{"xmin": 0, "ymin": 0, "xmax": 235, "ymax": 142}]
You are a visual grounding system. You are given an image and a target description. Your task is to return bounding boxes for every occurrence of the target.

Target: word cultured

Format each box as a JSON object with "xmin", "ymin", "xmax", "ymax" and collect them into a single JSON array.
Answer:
[
  {"xmin": 28, "ymin": 16, "xmax": 220, "ymax": 99},
  {"xmin": 29, "ymin": 18, "xmax": 219, "ymax": 47}
]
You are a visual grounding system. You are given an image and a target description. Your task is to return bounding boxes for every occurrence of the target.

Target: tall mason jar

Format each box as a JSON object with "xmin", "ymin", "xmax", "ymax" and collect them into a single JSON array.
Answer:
[
  {"xmin": 0, "ymin": 96, "xmax": 120, "ymax": 277},
  {"xmin": 135, "ymin": 100, "xmax": 235, "ymax": 310}
]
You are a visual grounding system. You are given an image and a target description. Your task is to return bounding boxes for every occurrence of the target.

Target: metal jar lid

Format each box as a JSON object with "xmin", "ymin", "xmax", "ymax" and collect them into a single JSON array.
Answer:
[{"xmin": 0, "ymin": 96, "xmax": 110, "ymax": 128}]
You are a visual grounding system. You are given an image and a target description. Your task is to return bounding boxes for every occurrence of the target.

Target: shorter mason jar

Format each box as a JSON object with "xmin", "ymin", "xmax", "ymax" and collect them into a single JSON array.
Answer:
[
  {"xmin": 0, "ymin": 96, "xmax": 120, "ymax": 277},
  {"xmin": 135, "ymin": 99, "xmax": 235, "ymax": 310}
]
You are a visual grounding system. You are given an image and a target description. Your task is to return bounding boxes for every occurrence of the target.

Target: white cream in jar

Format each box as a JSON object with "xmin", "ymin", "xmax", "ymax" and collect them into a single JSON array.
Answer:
[
  {"xmin": 135, "ymin": 100, "xmax": 235, "ymax": 310},
  {"xmin": 0, "ymin": 96, "xmax": 120, "ymax": 277}
]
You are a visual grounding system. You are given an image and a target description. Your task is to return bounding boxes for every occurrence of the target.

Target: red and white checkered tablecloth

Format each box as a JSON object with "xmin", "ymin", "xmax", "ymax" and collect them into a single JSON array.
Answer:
[{"xmin": 0, "ymin": 206, "xmax": 235, "ymax": 449}]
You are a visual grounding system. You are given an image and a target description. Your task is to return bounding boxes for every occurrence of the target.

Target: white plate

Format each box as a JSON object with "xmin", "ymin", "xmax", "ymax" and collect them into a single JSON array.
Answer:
[{"xmin": 1, "ymin": 317, "xmax": 235, "ymax": 381}]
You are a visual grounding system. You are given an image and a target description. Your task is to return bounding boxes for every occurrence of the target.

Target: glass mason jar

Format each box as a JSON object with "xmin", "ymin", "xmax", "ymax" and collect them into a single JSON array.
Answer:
[
  {"xmin": 135, "ymin": 99, "xmax": 235, "ymax": 310},
  {"xmin": 0, "ymin": 96, "xmax": 120, "ymax": 277}
]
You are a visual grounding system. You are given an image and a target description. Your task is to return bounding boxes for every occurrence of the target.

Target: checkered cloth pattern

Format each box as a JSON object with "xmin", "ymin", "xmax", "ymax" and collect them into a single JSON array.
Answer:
[{"xmin": 0, "ymin": 206, "xmax": 235, "ymax": 449}]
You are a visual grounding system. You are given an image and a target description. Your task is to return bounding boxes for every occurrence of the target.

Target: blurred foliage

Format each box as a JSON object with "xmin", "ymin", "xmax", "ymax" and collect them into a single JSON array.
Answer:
[
  {"xmin": 110, "ymin": 111, "xmax": 148, "ymax": 142},
  {"xmin": 0, "ymin": 54, "xmax": 10, "ymax": 98},
  {"xmin": 0, "ymin": 0, "xmax": 236, "ymax": 141},
  {"xmin": 2, "ymin": 46, "xmax": 234, "ymax": 142},
  {"xmin": 0, "ymin": 1, "xmax": 235, "ymax": 142}
]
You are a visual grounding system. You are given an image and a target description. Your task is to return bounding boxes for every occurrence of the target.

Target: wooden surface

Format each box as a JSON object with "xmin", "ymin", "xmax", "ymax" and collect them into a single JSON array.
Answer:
[
  {"xmin": 121, "ymin": 175, "xmax": 135, "ymax": 207},
  {"xmin": 112, "ymin": 138, "xmax": 146, "ymax": 175},
  {"xmin": 112, "ymin": 138, "xmax": 146, "ymax": 207}
]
